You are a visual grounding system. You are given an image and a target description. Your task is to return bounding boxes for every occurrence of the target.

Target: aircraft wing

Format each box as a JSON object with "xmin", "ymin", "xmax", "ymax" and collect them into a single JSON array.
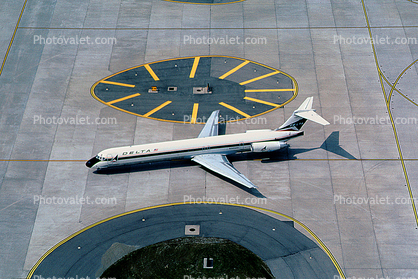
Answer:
[
  {"xmin": 192, "ymin": 154, "xmax": 257, "ymax": 189},
  {"xmin": 198, "ymin": 110, "xmax": 219, "ymax": 138}
]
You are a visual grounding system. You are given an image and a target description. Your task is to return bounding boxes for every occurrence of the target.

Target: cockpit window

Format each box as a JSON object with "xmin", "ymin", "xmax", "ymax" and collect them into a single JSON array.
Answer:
[{"xmin": 86, "ymin": 156, "xmax": 101, "ymax": 168}]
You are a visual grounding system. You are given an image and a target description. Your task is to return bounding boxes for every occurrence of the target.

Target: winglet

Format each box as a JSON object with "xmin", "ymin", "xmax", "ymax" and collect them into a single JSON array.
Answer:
[{"xmin": 198, "ymin": 110, "xmax": 219, "ymax": 138}]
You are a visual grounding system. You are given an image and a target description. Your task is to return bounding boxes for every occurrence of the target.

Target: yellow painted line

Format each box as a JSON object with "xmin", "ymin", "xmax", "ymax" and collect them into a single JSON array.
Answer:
[
  {"xmin": 0, "ymin": 0, "xmax": 28, "ymax": 76},
  {"xmin": 219, "ymin": 102, "xmax": 251, "ymax": 118},
  {"xmin": 245, "ymin": 88, "xmax": 296, "ymax": 92},
  {"xmin": 219, "ymin": 60, "xmax": 250, "ymax": 79},
  {"xmin": 144, "ymin": 64, "xmax": 160, "ymax": 81},
  {"xmin": 396, "ymin": 88, "xmax": 418, "ymax": 107},
  {"xmin": 244, "ymin": 97, "xmax": 280, "ymax": 108},
  {"xmin": 189, "ymin": 57, "xmax": 200, "ymax": 78},
  {"xmin": 100, "ymin": 80, "xmax": 135, "ymax": 88},
  {"xmin": 26, "ymin": 202, "xmax": 345, "ymax": 279},
  {"xmin": 143, "ymin": 101, "xmax": 172, "ymax": 117},
  {"xmin": 106, "ymin": 93, "xmax": 140, "ymax": 105},
  {"xmin": 381, "ymin": 74, "xmax": 418, "ymax": 107},
  {"xmin": 191, "ymin": 103, "xmax": 199, "ymax": 124},
  {"xmin": 387, "ymin": 59, "xmax": 418, "ymax": 106},
  {"xmin": 239, "ymin": 71, "xmax": 280, "ymax": 85},
  {"xmin": 361, "ymin": 0, "xmax": 418, "ymax": 227}
]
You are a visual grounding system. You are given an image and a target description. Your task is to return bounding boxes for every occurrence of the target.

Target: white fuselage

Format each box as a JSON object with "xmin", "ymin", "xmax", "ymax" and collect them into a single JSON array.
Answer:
[{"xmin": 87, "ymin": 129, "xmax": 303, "ymax": 169}]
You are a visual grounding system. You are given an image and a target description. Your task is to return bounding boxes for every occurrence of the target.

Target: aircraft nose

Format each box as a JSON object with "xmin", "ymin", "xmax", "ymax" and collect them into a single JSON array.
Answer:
[
  {"xmin": 85, "ymin": 159, "xmax": 93, "ymax": 168},
  {"xmin": 86, "ymin": 156, "xmax": 100, "ymax": 168}
]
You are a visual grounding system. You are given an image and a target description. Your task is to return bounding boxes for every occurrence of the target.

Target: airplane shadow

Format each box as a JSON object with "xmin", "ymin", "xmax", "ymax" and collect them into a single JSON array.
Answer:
[
  {"xmin": 94, "ymin": 160, "xmax": 194, "ymax": 175},
  {"xmin": 320, "ymin": 131, "xmax": 357, "ymax": 160},
  {"xmin": 94, "ymin": 131, "xmax": 355, "ymax": 197},
  {"xmin": 235, "ymin": 131, "xmax": 357, "ymax": 163}
]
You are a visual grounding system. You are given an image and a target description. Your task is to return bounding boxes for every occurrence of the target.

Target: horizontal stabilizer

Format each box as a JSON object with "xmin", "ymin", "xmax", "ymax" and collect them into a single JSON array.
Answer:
[
  {"xmin": 192, "ymin": 154, "xmax": 257, "ymax": 189},
  {"xmin": 295, "ymin": 111, "xmax": 330, "ymax": 126},
  {"xmin": 278, "ymin": 97, "xmax": 329, "ymax": 130}
]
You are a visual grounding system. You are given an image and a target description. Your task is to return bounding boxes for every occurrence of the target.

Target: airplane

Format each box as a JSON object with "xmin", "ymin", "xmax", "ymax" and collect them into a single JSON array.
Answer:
[{"xmin": 86, "ymin": 97, "xmax": 329, "ymax": 189}]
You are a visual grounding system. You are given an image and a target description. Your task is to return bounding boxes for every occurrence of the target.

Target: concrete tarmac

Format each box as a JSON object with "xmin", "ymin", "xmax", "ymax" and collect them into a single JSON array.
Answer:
[{"xmin": 1, "ymin": 0, "xmax": 417, "ymax": 278}]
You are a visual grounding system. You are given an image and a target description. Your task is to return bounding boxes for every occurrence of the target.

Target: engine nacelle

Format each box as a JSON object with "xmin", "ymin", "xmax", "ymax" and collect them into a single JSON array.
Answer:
[{"xmin": 251, "ymin": 141, "xmax": 287, "ymax": 152}]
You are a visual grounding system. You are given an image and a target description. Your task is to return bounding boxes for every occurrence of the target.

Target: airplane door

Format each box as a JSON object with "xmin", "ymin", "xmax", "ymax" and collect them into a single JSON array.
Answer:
[{"xmin": 106, "ymin": 154, "xmax": 117, "ymax": 165}]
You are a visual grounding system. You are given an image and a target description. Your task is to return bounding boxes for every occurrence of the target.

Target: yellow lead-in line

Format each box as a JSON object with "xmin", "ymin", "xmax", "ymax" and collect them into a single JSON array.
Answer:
[
  {"xmin": 244, "ymin": 97, "xmax": 280, "ymax": 108},
  {"xmin": 239, "ymin": 71, "xmax": 280, "ymax": 85},
  {"xmin": 191, "ymin": 103, "xmax": 199, "ymax": 124},
  {"xmin": 100, "ymin": 80, "xmax": 135, "ymax": 88},
  {"xmin": 0, "ymin": 0, "xmax": 28, "ymax": 76},
  {"xmin": 189, "ymin": 57, "xmax": 200, "ymax": 78},
  {"xmin": 107, "ymin": 93, "xmax": 141, "ymax": 105},
  {"xmin": 361, "ymin": 0, "xmax": 418, "ymax": 228},
  {"xmin": 219, "ymin": 102, "xmax": 251, "ymax": 118},
  {"xmin": 245, "ymin": 88, "xmax": 296, "ymax": 92},
  {"xmin": 144, "ymin": 64, "xmax": 160, "ymax": 81},
  {"xmin": 143, "ymin": 101, "xmax": 172, "ymax": 117},
  {"xmin": 219, "ymin": 60, "xmax": 250, "ymax": 79}
]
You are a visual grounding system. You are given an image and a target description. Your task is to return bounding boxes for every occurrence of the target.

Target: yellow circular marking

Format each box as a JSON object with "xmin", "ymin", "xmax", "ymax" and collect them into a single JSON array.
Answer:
[
  {"xmin": 26, "ymin": 202, "xmax": 345, "ymax": 279},
  {"xmin": 91, "ymin": 55, "xmax": 298, "ymax": 124}
]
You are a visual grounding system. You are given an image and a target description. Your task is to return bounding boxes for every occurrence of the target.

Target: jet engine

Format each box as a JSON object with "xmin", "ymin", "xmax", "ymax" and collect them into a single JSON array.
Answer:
[{"xmin": 251, "ymin": 141, "xmax": 287, "ymax": 152}]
